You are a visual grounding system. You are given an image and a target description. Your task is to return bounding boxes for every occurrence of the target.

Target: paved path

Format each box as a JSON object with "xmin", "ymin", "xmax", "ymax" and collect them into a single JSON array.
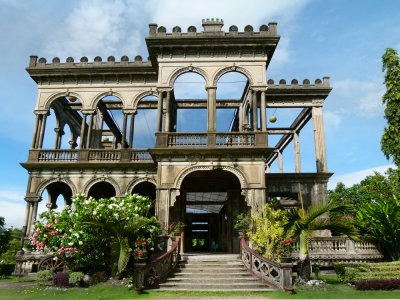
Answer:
[{"xmin": 0, "ymin": 280, "xmax": 37, "ymax": 289}]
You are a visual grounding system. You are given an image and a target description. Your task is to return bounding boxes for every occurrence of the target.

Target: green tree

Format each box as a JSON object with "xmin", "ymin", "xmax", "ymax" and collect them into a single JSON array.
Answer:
[
  {"xmin": 283, "ymin": 201, "xmax": 359, "ymax": 280},
  {"xmin": 381, "ymin": 48, "xmax": 400, "ymax": 167},
  {"xmin": 0, "ymin": 227, "xmax": 22, "ymax": 264},
  {"xmin": 0, "ymin": 217, "xmax": 11, "ymax": 258}
]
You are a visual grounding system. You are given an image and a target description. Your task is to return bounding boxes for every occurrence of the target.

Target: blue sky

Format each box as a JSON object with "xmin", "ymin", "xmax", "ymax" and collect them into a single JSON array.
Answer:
[{"xmin": 0, "ymin": 0, "xmax": 399, "ymax": 227}]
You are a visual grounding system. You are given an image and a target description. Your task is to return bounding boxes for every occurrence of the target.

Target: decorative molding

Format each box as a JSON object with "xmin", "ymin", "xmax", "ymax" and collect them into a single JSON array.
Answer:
[
  {"xmin": 168, "ymin": 66, "xmax": 210, "ymax": 86},
  {"xmin": 212, "ymin": 65, "xmax": 254, "ymax": 86},
  {"xmin": 82, "ymin": 176, "xmax": 122, "ymax": 196},
  {"xmin": 35, "ymin": 176, "xmax": 77, "ymax": 198},
  {"xmin": 126, "ymin": 177, "xmax": 157, "ymax": 194}
]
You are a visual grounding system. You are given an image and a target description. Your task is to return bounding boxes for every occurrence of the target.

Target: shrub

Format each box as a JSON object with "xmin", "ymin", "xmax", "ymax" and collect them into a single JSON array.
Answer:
[
  {"xmin": 69, "ymin": 272, "xmax": 85, "ymax": 286},
  {"xmin": 0, "ymin": 264, "xmax": 15, "ymax": 277},
  {"xmin": 335, "ymin": 262, "xmax": 400, "ymax": 283},
  {"xmin": 36, "ymin": 270, "xmax": 53, "ymax": 285},
  {"xmin": 91, "ymin": 271, "xmax": 107, "ymax": 285},
  {"xmin": 53, "ymin": 272, "xmax": 70, "ymax": 288},
  {"xmin": 355, "ymin": 279, "xmax": 400, "ymax": 290}
]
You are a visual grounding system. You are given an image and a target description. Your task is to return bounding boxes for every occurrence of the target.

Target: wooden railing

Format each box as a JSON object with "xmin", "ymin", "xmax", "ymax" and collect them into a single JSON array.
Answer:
[
  {"xmin": 240, "ymin": 238, "xmax": 293, "ymax": 292},
  {"xmin": 167, "ymin": 133, "xmax": 207, "ymax": 147},
  {"xmin": 38, "ymin": 150, "xmax": 78, "ymax": 162},
  {"xmin": 134, "ymin": 236, "xmax": 181, "ymax": 294},
  {"xmin": 215, "ymin": 133, "xmax": 255, "ymax": 146}
]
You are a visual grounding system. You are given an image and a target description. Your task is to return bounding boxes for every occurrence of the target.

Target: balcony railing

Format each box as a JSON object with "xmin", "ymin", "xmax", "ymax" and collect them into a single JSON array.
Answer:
[
  {"xmin": 156, "ymin": 132, "xmax": 267, "ymax": 148},
  {"xmin": 28, "ymin": 149, "xmax": 154, "ymax": 164}
]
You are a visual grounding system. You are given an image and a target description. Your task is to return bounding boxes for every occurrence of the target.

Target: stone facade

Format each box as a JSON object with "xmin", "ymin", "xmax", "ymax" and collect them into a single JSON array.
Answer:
[{"xmin": 21, "ymin": 19, "xmax": 337, "ymax": 257}]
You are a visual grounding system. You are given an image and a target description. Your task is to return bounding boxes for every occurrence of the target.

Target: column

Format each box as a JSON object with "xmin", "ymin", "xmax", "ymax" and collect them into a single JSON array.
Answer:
[
  {"xmin": 294, "ymin": 131, "xmax": 301, "ymax": 173},
  {"xmin": 180, "ymin": 190, "xmax": 186, "ymax": 254},
  {"xmin": 26, "ymin": 202, "xmax": 34, "ymax": 234},
  {"xmin": 252, "ymin": 90, "xmax": 258, "ymax": 131},
  {"xmin": 164, "ymin": 91, "xmax": 171, "ymax": 132},
  {"xmin": 129, "ymin": 112, "xmax": 136, "ymax": 147},
  {"xmin": 121, "ymin": 113, "xmax": 128, "ymax": 148},
  {"xmin": 249, "ymin": 90, "xmax": 254, "ymax": 130},
  {"xmin": 206, "ymin": 86, "xmax": 217, "ymax": 132},
  {"xmin": 260, "ymin": 90, "xmax": 266, "ymax": 132},
  {"xmin": 312, "ymin": 106, "xmax": 328, "ymax": 172},
  {"xmin": 79, "ymin": 113, "xmax": 87, "ymax": 149},
  {"xmin": 238, "ymin": 105, "xmax": 243, "ymax": 131},
  {"xmin": 266, "ymin": 164, "xmax": 271, "ymax": 173},
  {"xmin": 86, "ymin": 113, "xmax": 94, "ymax": 149},
  {"xmin": 38, "ymin": 113, "xmax": 48, "ymax": 149},
  {"xmin": 156, "ymin": 92, "xmax": 164, "ymax": 132},
  {"xmin": 31, "ymin": 202, "xmax": 39, "ymax": 226},
  {"xmin": 31, "ymin": 114, "xmax": 40, "ymax": 149},
  {"xmin": 54, "ymin": 128, "xmax": 64, "ymax": 149},
  {"xmin": 278, "ymin": 151, "xmax": 283, "ymax": 173}
]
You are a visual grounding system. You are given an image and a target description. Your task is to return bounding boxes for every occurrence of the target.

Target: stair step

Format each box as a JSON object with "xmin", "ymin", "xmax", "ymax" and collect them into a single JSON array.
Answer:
[
  {"xmin": 172, "ymin": 272, "xmax": 251, "ymax": 278},
  {"xmin": 165, "ymin": 277, "xmax": 260, "ymax": 283},
  {"xmin": 159, "ymin": 282, "xmax": 268, "ymax": 288},
  {"xmin": 154, "ymin": 287, "xmax": 276, "ymax": 292}
]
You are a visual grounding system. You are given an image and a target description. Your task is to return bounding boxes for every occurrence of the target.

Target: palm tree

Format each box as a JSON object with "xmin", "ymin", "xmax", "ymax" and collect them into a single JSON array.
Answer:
[{"xmin": 283, "ymin": 201, "xmax": 359, "ymax": 281}]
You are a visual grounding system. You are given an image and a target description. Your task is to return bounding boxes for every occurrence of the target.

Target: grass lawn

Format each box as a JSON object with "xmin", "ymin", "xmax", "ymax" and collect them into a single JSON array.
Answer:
[{"xmin": 2, "ymin": 275, "xmax": 400, "ymax": 299}]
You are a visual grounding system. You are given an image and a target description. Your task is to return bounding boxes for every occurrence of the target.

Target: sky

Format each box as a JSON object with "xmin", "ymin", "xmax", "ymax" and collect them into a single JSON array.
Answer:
[{"xmin": 0, "ymin": 0, "xmax": 399, "ymax": 227}]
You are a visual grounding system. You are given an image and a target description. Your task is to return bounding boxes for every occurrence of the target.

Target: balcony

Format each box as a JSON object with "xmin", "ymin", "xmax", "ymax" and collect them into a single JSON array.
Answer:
[{"xmin": 23, "ymin": 149, "xmax": 154, "ymax": 166}]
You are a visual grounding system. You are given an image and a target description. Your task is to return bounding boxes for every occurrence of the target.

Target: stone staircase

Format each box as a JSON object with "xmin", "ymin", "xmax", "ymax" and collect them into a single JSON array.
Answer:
[{"xmin": 154, "ymin": 253, "xmax": 276, "ymax": 292}]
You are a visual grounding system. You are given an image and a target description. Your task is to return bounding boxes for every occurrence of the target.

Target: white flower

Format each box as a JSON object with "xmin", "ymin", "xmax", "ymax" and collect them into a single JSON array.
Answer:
[
  {"xmin": 69, "ymin": 229, "xmax": 73, "ymax": 233},
  {"xmin": 68, "ymin": 242, "xmax": 73, "ymax": 246},
  {"xmin": 73, "ymin": 233, "xmax": 79, "ymax": 238},
  {"xmin": 78, "ymin": 241, "xmax": 83, "ymax": 245},
  {"xmin": 93, "ymin": 211, "xmax": 97, "ymax": 215}
]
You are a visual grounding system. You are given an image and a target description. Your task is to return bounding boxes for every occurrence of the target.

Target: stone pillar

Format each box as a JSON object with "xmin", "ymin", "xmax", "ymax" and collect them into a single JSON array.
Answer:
[
  {"xmin": 312, "ymin": 106, "xmax": 328, "ymax": 172},
  {"xmin": 156, "ymin": 91, "xmax": 164, "ymax": 132},
  {"xmin": 278, "ymin": 151, "xmax": 283, "ymax": 173},
  {"xmin": 244, "ymin": 103, "xmax": 250, "ymax": 129},
  {"xmin": 252, "ymin": 90, "xmax": 258, "ymax": 131},
  {"xmin": 121, "ymin": 113, "xmax": 128, "ymax": 148},
  {"xmin": 156, "ymin": 188, "xmax": 170, "ymax": 232},
  {"xmin": 54, "ymin": 128, "xmax": 64, "ymax": 149},
  {"xmin": 294, "ymin": 131, "xmax": 301, "ymax": 173},
  {"xmin": 31, "ymin": 114, "xmax": 40, "ymax": 149},
  {"xmin": 129, "ymin": 112, "xmax": 136, "ymax": 147},
  {"xmin": 180, "ymin": 190, "xmax": 186, "ymax": 254},
  {"xmin": 164, "ymin": 91, "xmax": 171, "ymax": 132},
  {"xmin": 260, "ymin": 90, "xmax": 266, "ymax": 132},
  {"xmin": 38, "ymin": 113, "xmax": 48, "ymax": 149},
  {"xmin": 86, "ymin": 113, "xmax": 94, "ymax": 149},
  {"xmin": 238, "ymin": 105, "xmax": 244, "ymax": 131},
  {"xmin": 206, "ymin": 86, "xmax": 217, "ymax": 132},
  {"xmin": 266, "ymin": 164, "xmax": 271, "ymax": 173},
  {"xmin": 79, "ymin": 113, "xmax": 87, "ymax": 149}
]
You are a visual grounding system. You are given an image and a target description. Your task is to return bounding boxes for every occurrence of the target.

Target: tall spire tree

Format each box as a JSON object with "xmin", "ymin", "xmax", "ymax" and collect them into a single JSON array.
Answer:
[{"xmin": 381, "ymin": 48, "xmax": 400, "ymax": 167}]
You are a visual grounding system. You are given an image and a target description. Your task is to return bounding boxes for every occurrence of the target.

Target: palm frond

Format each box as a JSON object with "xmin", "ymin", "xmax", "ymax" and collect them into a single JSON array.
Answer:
[{"xmin": 309, "ymin": 219, "xmax": 360, "ymax": 241}]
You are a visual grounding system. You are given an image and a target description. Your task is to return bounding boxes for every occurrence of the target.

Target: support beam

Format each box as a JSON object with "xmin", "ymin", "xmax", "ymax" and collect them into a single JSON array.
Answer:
[
  {"xmin": 121, "ymin": 113, "xmax": 128, "ymax": 148},
  {"xmin": 252, "ymin": 90, "xmax": 258, "ymax": 131},
  {"xmin": 79, "ymin": 113, "xmax": 87, "ymax": 149},
  {"xmin": 261, "ymin": 90, "xmax": 266, "ymax": 132},
  {"xmin": 38, "ymin": 113, "xmax": 48, "ymax": 149},
  {"xmin": 129, "ymin": 112, "xmax": 136, "ymax": 147},
  {"xmin": 97, "ymin": 101, "xmax": 125, "ymax": 144},
  {"xmin": 156, "ymin": 92, "xmax": 164, "ymax": 132},
  {"xmin": 312, "ymin": 106, "xmax": 328, "ymax": 172},
  {"xmin": 31, "ymin": 115, "xmax": 40, "ymax": 149},
  {"xmin": 86, "ymin": 113, "xmax": 94, "ymax": 149},
  {"xmin": 278, "ymin": 151, "xmax": 283, "ymax": 173},
  {"xmin": 206, "ymin": 86, "xmax": 217, "ymax": 132},
  {"xmin": 294, "ymin": 131, "xmax": 301, "ymax": 173},
  {"xmin": 164, "ymin": 91, "xmax": 171, "ymax": 132}
]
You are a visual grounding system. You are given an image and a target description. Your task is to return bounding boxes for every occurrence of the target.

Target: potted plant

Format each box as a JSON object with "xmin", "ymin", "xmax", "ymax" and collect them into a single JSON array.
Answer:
[
  {"xmin": 276, "ymin": 238, "xmax": 295, "ymax": 263},
  {"xmin": 234, "ymin": 213, "xmax": 251, "ymax": 237},
  {"xmin": 167, "ymin": 222, "xmax": 185, "ymax": 236},
  {"xmin": 133, "ymin": 239, "xmax": 148, "ymax": 263}
]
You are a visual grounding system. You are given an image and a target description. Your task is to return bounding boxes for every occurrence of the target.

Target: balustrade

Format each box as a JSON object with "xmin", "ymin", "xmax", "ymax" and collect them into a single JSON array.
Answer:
[
  {"xmin": 38, "ymin": 150, "xmax": 78, "ymax": 162},
  {"xmin": 240, "ymin": 238, "xmax": 293, "ymax": 292},
  {"xmin": 88, "ymin": 150, "xmax": 121, "ymax": 161},
  {"xmin": 131, "ymin": 150, "xmax": 152, "ymax": 161},
  {"xmin": 135, "ymin": 236, "xmax": 181, "ymax": 294},
  {"xmin": 215, "ymin": 133, "xmax": 255, "ymax": 146},
  {"xmin": 167, "ymin": 133, "xmax": 207, "ymax": 147}
]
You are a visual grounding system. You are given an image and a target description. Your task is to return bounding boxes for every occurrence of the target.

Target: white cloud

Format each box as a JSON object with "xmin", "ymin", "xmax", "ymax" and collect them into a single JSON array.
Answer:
[
  {"xmin": 0, "ymin": 201, "xmax": 25, "ymax": 228},
  {"xmin": 0, "ymin": 190, "xmax": 25, "ymax": 202},
  {"xmin": 328, "ymin": 164, "xmax": 397, "ymax": 190},
  {"xmin": 330, "ymin": 78, "xmax": 385, "ymax": 118},
  {"xmin": 324, "ymin": 111, "xmax": 342, "ymax": 129}
]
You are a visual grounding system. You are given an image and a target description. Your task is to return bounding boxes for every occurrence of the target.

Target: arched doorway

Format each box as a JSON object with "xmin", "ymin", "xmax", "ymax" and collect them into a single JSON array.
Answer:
[
  {"xmin": 171, "ymin": 169, "xmax": 248, "ymax": 253},
  {"xmin": 87, "ymin": 181, "xmax": 116, "ymax": 199},
  {"xmin": 37, "ymin": 181, "xmax": 73, "ymax": 216}
]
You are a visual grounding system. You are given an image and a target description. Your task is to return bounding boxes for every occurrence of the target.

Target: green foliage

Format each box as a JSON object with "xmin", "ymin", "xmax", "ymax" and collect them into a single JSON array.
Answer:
[
  {"xmin": 355, "ymin": 193, "xmax": 400, "ymax": 260},
  {"xmin": 382, "ymin": 48, "xmax": 400, "ymax": 167},
  {"xmin": 69, "ymin": 272, "xmax": 85, "ymax": 286},
  {"xmin": 0, "ymin": 264, "xmax": 15, "ymax": 278},
  {"xmin": 36, "ymin": 270, "xmax": 53, "ymax": 285},
  {"xmin": 335, "ymin": 262, "xmax": 400, "ymax": 283},
  {"xmin": 0, "ymin": 227, "xmax": 22, "ymax": 264},
  {"xmin": 284, "ymin": 201, "xmax": 359, "ymax": 255},
  {"xmin": 249, "ymin": 204, "xmax": 287, "ymax": 261},
  {"xmin": 233, "ymin": 212, "xmax": 252, "ymax": 234},
  {"xmin": 0, "ymin": 217, "xmax": 11, "ymax": 258},
  {"xmin": 31, "ymin": 194, "xmax": 160, "ymax": 278}
]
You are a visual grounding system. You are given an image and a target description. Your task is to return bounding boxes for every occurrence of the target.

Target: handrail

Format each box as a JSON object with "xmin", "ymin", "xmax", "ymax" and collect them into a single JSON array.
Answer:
[
  {"xmin": 134, "ymin": 236, "xmax": 181, "ymax": 294},
  {"xmin": 240, "ymin": 237, "xmax": 293, "ymax": 292}
]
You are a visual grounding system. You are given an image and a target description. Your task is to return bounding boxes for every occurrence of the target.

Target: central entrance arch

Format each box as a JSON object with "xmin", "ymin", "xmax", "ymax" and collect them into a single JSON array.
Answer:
[{"xmin": 171, "ymin": 169, "xmax": 248, "ymax": 253}]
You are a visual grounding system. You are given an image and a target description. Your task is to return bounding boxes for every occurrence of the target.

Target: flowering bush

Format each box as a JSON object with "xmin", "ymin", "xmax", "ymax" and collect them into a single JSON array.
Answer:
[
  {"xmin": 276, "ymin": 238, "xmax": 295, "ymax": 258},
  {"xmin": 31, "ymin": 194, "xmax": 160, "ymax": 277},
  {"xmin": 166, "ymin": 222, "xmax": 185, "ymax": 235},
  {"xmin": 132, "ymin": 239, "xmax": 148, "ymax": 259}
]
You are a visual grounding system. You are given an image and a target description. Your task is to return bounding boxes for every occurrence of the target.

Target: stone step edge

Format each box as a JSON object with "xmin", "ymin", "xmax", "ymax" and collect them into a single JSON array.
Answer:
[{"xmin": 152, "ymin": 288, "xmax": 277, "ymax": 292}]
